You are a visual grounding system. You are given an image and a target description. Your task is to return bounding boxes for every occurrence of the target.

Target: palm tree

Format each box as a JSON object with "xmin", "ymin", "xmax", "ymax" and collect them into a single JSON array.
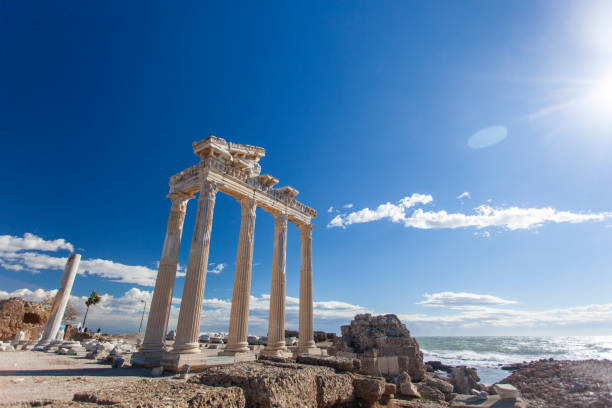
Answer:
[{"xmin": 82, "ymin": 291, "xmax": 100, "ymax": 329}]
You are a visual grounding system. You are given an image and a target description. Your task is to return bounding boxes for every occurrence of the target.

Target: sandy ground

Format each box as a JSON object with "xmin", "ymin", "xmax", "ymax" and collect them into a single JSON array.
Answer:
[{"xmin": 0, "ymin": 351, "xmax": 151, "ymax": 405}]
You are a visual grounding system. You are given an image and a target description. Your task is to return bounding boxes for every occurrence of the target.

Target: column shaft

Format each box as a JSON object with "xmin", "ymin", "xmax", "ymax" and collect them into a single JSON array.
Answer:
[
  {"xmin": 298, "ymin": 224, "xmax": 317, "ymax": 352},
  {"xmin": 141, "ymin": 193, "xmax": 191, "ymax": 352},
  {"xmin": 225, "ymin": 198, "xmax": 257, "ymax": 353},
  {"xmin": 39, "ymin": 254, "xmax": 81, "ymax": 344},
  {"xmin": 264, "ymin": 214, "xmax": 288, "ymax": 353},
  {"xmin": 173, "ymin": 180, "xmax": 218, "ymax": 353}
]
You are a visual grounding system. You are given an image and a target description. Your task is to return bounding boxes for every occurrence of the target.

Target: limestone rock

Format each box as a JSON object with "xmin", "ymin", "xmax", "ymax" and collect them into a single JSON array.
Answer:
[
  {"xmin": 352, "ymin": 374, "xmax": 386, "ymax": 403},
  {"xmin": 74, "ymin": 379, "xmax": 246, "ymax": 407},
  {"xmin": 396, "ymin": 372, "xmax": 421, "ymax": 398},
  {"xmin": 416, "ymin": 383, "xmax": 446, "ymax": 402},
  {"xmin": 296, "ymin": 354, "xmax": 361, "ymax": 372},
  {"xmin": 492, "ymin": 384, "xmax": 519, "ymax": 399},
  {"xmin": 449, "ymin": 366, "xmax": 485, "ymax": 394},
  {"xmin": 189, "ymin": 360, "xmax": 354, "ymax": 408},
  {"xmin": 425, "ymin": 374, "xmax": 454, "ymax": 397},
  {"xmin": 334, "ymin": 313, "xmax": 426, "ymax": 380}
]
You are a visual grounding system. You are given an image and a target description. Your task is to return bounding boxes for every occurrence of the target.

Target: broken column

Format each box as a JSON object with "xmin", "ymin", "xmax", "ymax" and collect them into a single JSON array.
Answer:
[{"xmin": 38, "ymin": 254, "xmax": 81, "ymax": 346}]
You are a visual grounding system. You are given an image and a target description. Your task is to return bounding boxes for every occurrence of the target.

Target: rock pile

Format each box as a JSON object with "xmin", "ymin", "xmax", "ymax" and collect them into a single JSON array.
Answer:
[
  {"xmin": 0, "ymin": 297, "xmax": 49, "ymax": 341},
  {"xmin": 499, "ymin": 359, "xmax": 612, "ymax": 408},
  {"xmin": 189, "ymin": 360, "xmax": 401, "ymax": 407},
  {"xmin": 332, "ymin": 314, "xmax": 426, "ymax": 381}
]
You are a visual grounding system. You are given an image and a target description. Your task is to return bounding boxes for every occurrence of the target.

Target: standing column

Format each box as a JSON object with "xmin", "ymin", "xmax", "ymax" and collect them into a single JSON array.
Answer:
[
  {"xmin": 138, "ymin": 192, "xmax": 191, "ymax": 356},
  {"xmin": 38, "ymin": 254, "xmax": 81, "ymax": 345},
  {"xmin": 263, "ymin": 213, "xmax": 289, "ymax": 356},
  {"xmin": 224, "ymin": 198, "xmax": 257, "ymax": 354},
  {"xmin": 298, "ymin": 223, "xmax": 318, "ymax": 354},
  {"xmin": 172, "ymin": 180, "xmax": 218, "ymax": 353}
]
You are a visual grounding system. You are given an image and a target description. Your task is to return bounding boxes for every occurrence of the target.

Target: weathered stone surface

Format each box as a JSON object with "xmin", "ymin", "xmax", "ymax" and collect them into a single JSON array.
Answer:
[
  {"xmin": 395, "ymin": 372, "xmax": 421, "ymax": 398},
  {"xmin": 451, "ymin": 394, "xmax": 526, "ymax": 408},
  {"xmin": 334, "ymin": 314, "xmax": 426, "ymax": 380},
  {"xmin": 384, "ymin": 383, "xmax": 396, "ymax": 396},
  {"xmin": 449, "ymin": 366, "xmax": 485, "ymax": 394},
  {"xmin": 499, "ymin": 359, "xmax": 612, "ymax": 408},
  {"xmin": 73, "ymin": 378, "xmax": 246, "ymax": 407},
  {"xmin": 296, "ymin": 354, "xmax": 361, "ymax": 372},
  {"xmin": 417, "ymin": 383, "xmax": 446, "ymax": 402},
  {"xmin": 352, "ymin": 374, "xmax": 386, "ymax": 403},
  {"xmin": 0, "ymin": 297, "xmax": 49, "ymax": 341},
  {"xmin": 189, "ymin": 361, "xmax": 354, "ymax": 408},
  {"xmin": 425, "ymin": 374, "xmax": 454, "ymax": 396},
  {"xmin": 492, "ymin": 384, "xmax": 519, "ymax": 399}
]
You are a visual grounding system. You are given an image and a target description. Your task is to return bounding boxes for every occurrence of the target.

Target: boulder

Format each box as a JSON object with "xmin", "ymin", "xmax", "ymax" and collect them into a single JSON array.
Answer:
[
  {"xmin": 395, "ymin": 372, "xmax": 420, "ymax": 398},
  {"xmin": 333, "ymin": 314, "xmax": 426, "ymax": 380},
  {"xmin": 493, "ymin": 384, "xmax": 520, "ymax": 399},
  {"xmin": 352, "ymin": 375, "xmax": 386, "ymax": 403},
  {"xmin": 450, "ymin": 366, "xmax": 485, "ymax": 394},
  {"xmin": 416, "ymin": 383, "xmax": 445, "ymax": 402},
  {"xmin": 425, "ymin": 374, "xmax": 454, "ymax": 395},
  {"xmin": 190, "ymin": 360, "xmax": 354, "ymax": 408}
]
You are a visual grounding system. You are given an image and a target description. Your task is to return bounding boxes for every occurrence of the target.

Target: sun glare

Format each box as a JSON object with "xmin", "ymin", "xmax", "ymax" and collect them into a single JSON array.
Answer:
[{"xmin": 584, "ymin": 71, "xmax": 612, "ymax": 118}]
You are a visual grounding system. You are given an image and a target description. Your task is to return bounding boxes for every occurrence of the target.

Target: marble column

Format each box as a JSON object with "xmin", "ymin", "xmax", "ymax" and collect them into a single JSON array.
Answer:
[
  {"xmin": 263, "ymin": 213, "xmax": 289, "ymax": 356},
  {"xmin": 139, "ymin": 192, "xmax": 191, "ymax": 355},
  {"xmin": 224, "ymin": 198, "xmax": 257, "ymax": 354},
  {"xmin": 172, "ymin": 180, "xmax": 218, "ymax": 353},
  {"xmin": 298, "ymin": 223, "xmax": 318, "ymax": 354},
  {"xmin": 39, "ymin": 254, "xmax": 81, "ymax": 345}
]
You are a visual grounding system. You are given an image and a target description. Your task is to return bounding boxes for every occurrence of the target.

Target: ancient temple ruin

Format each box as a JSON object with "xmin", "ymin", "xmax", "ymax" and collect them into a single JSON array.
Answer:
[{"xmin": 133, "ymin": 136, "xmax": 318, "ymax": 370}]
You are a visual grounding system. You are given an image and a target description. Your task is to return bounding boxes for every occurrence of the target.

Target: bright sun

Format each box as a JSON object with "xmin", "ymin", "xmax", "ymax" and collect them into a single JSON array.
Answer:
[{"xmin": 585, "ymin": 72, "xmax": 612, "ymax": 117}]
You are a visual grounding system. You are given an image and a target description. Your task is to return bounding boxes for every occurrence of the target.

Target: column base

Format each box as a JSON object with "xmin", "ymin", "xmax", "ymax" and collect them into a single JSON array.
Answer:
[
  {"xmin": 297, "ymin": 346, "xmax": 322, "ymax": 356},
  {"xmin": 222, "ymin": 342, "xmax": 249, "ymax": 354},
  {"xmin": 131, "ymin": 348, "xmax": 167, "ymax": 368},
  {"xmin": 162, "ymin": 351, "xmax": 208, "ymax": 372},
  {"xmin": 219, "ymin": 350, "xmax": 254, "ymax": 361},
  {"xmin": 260, "ymin": 348, "xmax": 293, "ymax": 358}
]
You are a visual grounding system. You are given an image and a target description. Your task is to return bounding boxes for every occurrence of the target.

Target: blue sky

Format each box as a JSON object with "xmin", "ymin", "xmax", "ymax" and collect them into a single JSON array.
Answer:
[{"xmin": 2, "ymin": 1, "xmax": 612, "ymax": 335}]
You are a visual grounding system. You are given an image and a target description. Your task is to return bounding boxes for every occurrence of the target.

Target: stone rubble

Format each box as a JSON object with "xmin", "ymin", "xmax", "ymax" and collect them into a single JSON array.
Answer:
[{"xmin": 332, "ymin": 313, "xmax": 426, "ymax": 381}]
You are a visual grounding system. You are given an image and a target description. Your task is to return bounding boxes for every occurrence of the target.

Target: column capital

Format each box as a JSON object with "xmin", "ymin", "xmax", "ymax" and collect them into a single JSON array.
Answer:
[
  {"xmin": 270, "ymin": 211, "xmax": 288, "ymax": 223},
  {"xmin": 238, "ymin": 197, "xmax": 257, "ymax": 217},
  {"xmin": 167, "ymin": 192, "xmax": 194, "ymax": 209},
  {"xmin": 200, "ymin": 180, "xmax": 219, "ymax": 201},
  {"xmin": 298, "ymin": 223, "xmax": 315, "ymax": 236}
]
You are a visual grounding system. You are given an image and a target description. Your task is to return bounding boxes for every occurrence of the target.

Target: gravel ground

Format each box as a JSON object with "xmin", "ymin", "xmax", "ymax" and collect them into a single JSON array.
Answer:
[{"xmin": 0, "ymin": 351, "xmax": 151, "ymax": 406}]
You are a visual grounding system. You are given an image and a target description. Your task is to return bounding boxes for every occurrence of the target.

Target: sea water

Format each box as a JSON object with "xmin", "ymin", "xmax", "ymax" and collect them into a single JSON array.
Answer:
[{"xmin": 416, "ymin": 336, "xmax": 612, "ymax": 385}]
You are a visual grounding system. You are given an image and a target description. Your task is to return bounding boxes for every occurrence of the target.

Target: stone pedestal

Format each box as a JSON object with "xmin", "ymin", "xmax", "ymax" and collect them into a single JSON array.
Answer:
[
  {"xmin": 38, "ymin": 254, "xmax": 80, "ymax": 346},
  {"xmin": 262, "ymin": 214, "xmax": 290, "ymax": 358},
  {"xmin": 172, "ymin": 180, "xmax": 218, "ymax": 356},
  {"xmin": 224, "ymin": 198, "xmax": 257, "ymax": 355},
  {"xmin": 298, "ymin": 224, "xmax": 319, "ymax": 355},
  {"xmin": 133, "ymin": 193, "xmax": 191, "ymax": 367},
  {"xmin": 162, "ymin": 351, "xmax": 209, "ymax": 372}
]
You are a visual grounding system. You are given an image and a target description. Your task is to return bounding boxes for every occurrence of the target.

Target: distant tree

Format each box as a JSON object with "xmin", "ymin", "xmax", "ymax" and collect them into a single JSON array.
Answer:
[
  {"xmin": 42, "ymin": 293, "xmax": 79, "ymax": 324},
  {"xmin": 82, "ymin": 291, "xmax": 101, "ymax": 328}
]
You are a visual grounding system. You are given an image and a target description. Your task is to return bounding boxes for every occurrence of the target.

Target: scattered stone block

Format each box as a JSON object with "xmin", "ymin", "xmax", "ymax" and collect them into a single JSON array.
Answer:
[{"xmin": 493, "ymin": 384, "xmax": 520, "ymax": 399}]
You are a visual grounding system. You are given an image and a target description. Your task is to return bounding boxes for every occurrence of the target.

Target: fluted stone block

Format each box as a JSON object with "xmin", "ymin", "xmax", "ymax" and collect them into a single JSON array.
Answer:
[
  {"xmin": 173, "ymin": 180, "xmax": 218, "ymax": 353},
  {"xmin": 39, "ymin": 254, "xmax": 80, "ymax": 345},
  {"xmin": 298, "ymin": 224, "xmax": 318, "ymax": 354},
  {"xmin": 138, "ymin": 193, "xmax": 191, "ymax": 357},
  {"xmin": 225, "ymin": 198, "xmax": 257, "ymax": 354},
  {"xmin": 263, "ymin": 214, "xmax": 289, "ymax": 356}
]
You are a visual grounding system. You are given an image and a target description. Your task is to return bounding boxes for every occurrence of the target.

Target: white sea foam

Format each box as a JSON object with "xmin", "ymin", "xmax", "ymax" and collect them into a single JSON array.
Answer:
[{"xmin": 416, "ymin": 336, "xmax": 612, "ymax": 385}]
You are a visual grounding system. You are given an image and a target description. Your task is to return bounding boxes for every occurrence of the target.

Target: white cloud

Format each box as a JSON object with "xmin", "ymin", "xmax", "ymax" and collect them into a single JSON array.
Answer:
[
  {"xmin": 0, "ymin": 233, "xmax": 159, "ymax": 286},
  {"xmin": 208, "ymin": 263, "xmax": 225, "ymax": 275},
  {"xmin": 328, "ymin": 194, "xmax": 433, "ymax": 228},
  {"xmin": 0, "ymin": 233, "xmax": 73, "ymax": 253},
  {"xmin": 0, "ymin": 288, "xmax": 58, "ymax": 303},
  {"xmin": 327, "ymin": 206, "xmax": 334, "ymax": 213},
  {"xmin": 343, "ymin": 203, "xmax": 354, "ymax": 209},
  {"xmin": 328, "ymin": 194, "xmax": 612, "ymax": 232},
  {"xmin": 457, "ymin": 192, "xmax": 471, "ymax": 200},
  {"xmin": 418, "ymin": 291, "xmax": 517, "ymax": 308}
]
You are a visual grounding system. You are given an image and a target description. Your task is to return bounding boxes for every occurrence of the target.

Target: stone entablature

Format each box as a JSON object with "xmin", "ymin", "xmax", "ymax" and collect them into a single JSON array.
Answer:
[
  {"xmin": 133, "ymin": 136, "xmax": 319, "ymax": 370},
  {"xmin": 169, "ymin": 156, "xmax": 316, "ymax": 224}
]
